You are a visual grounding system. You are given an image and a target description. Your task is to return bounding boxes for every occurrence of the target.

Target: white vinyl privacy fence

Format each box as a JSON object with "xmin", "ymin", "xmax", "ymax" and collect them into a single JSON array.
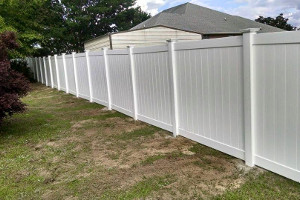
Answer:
[{"xmin": 27, "ymin": 29, "xmax": 300, "ymax": 183}]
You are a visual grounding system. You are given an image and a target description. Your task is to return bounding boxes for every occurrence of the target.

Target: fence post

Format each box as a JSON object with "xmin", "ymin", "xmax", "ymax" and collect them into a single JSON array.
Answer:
[
  {"xmin": 85, "ymin": 50, "xmax": 93, "ymax": 102},
  {"xmin": 72, "ymin": 52, "xmax": 79, "ymax": 97},
  {"xmin": 54, "ymin": 54, "xmax": 61, "ymax": 90},
  {"xmin": 48, "ymin": 56, "xmax": 54, "ymax": 88},
  {"xmin": 128, "ymin": 46, "xmax": 138, "ymax": 120},
  {"xmin": 62, "ymin": 53, "xmax": 69, "ymax": 93},
  {"xmin": 34, "ymin": 57, "xmax": 39, "ymax": 82},
  {"xmin": 103, "ymin": 48, "xmax": 112, "ymax": 110},
  {"xmin": 242, "ymin": 28, "xmax": 260, "ymax": 167},
  {"xmin": 43, "ymin": 57, "xmax": 48, "ymax": 86},
  {"xmin": 39, "ymin": 57, "xmax": 44, "ymax": 84},
  {"xmin": 167, "ymin": 39, "xmax": 179, "ymax": 137}
]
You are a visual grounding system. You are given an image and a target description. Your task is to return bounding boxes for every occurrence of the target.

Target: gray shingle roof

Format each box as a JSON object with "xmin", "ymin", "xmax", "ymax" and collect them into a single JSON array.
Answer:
[{"xmin": 131, "ymin": 3, "xmax": 283, "ymax": 34}]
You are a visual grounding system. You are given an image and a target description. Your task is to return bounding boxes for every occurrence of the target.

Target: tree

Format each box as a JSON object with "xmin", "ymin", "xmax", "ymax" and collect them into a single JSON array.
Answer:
[
  {"xmin": 0, "ymin": 31, "xmax": 30, "ymax": 123},
  {"xmin": 255, "ymin": 13, "xmax": 297, "ymax": 31},
  {"xmin": 0, "ymin": 0, "xmax": 150, "ymax": 56},
  {"xmin": 0, "ymin": 0, "xmax": 44, "ymax": 57},
  {"xmin": 37, "ymin": 0, "xmax": 151, "ymax": 54}
]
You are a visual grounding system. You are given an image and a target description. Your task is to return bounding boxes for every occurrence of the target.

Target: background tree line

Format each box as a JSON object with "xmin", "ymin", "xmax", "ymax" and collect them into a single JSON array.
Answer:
[{"xmin": 0, "ymin": 0, "xmax": 150, "ymax": 57}]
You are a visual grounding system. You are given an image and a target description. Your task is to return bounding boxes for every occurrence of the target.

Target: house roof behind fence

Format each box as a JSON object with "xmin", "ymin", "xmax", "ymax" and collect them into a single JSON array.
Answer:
[{"xmin": 131, "ymin": 3, "xmax": 283, "ymax": 34}]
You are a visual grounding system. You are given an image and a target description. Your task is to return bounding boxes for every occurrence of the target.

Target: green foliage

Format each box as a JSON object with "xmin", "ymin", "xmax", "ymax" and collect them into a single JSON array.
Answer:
[
  {"xmin": 0, "ymin": 0, "xmax": 44, "ymax": 58},
  {"xmin": 255, "ymin": 13, "xmax": 297, "ymax": 31},
  {"xmin": 10, "ymin": 59, "xmax": 35, "ymax": 82},
  {"xmin": 39, "ymin": 0, "xmax": 150, "ymax": 54},
  {"xmin": 0, "ymin": 31, "xmax": 30, "ymax": 123},
  {"xmin": 0, "ymin": 0, "xmax": 150, "ymax": 57}
]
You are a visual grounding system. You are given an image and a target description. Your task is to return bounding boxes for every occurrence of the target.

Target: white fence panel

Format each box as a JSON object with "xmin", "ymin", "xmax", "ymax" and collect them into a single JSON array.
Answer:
[
  {"xmin": 57, "ymin": 56, "xmax": 66, "ymax": 91},
  {"xmin": 253, "ymin": 31, "xmax": 300, "ymax": 182},
  {"xmin": 74, "ymin": 53, "xmax": 90, "ymax": 100},
  {"xmin": 89, "ymin": 52, "xmax": 109, "ymax": 105},
  {"xmin": 40, "ymin": 58, "xmax": 46, "ymax": 84},
  {"xmin": 133, "ymin": 46, "xmax": 173, "ymax": 131},
  {"xmin": 50, "ymin": 56, "xmax": 58, "ymax": 88},
  {"xmin": 28, "ymin": 31, "xmax": 300, "ymax": 183},
  {"xmin": 65, "ymin": 54, "xmax": 76, "ymax": 95},
  {"xmin": 175, "ymin": 37, "xmax": 245, "ymax": 159},
  {"xmin": 45, "ymin": 57, "xmax": 52, "ymax": 87},
  {"xmin": 107, "ymin": 50, "xmax": 133, "ymax": 116}
]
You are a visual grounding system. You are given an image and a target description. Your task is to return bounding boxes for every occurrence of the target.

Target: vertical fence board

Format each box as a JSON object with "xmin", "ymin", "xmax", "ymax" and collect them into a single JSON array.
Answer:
[
  {"xmin": 57, "ymin": 56, "xmax": 66, "ymax": 91},
  {"xmin": 274, "ymin": 45, "xmax": 286, "ymax": 164},
  {"xmin": 51, "ymin": 56, "xmax": 58, "ymax": 88},
  {"xmin": 65, "ymin": 55, "xmax": 76, "ymax": 95},
  {"xmin": 45, "ymin": 57, "xmax": 52, "ymax": 87}
]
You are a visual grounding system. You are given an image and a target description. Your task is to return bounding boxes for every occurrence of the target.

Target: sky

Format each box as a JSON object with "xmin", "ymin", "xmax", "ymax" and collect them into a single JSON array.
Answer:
[{"xmin": 136, "ymin": 0, "xmax": 300, "ymax": 27}]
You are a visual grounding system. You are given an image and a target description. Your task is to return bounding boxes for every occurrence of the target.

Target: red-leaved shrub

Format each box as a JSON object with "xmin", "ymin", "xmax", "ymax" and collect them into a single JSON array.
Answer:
[{"xmin": 0, "ymin": 31, "xmax": 30, "ymax": 123}]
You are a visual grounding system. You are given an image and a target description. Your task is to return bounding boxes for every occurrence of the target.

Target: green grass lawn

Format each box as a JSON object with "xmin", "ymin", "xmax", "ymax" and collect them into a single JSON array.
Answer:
[{"xmin": 0, "ymin": 83, "xmax": 299, "ymax": 199}]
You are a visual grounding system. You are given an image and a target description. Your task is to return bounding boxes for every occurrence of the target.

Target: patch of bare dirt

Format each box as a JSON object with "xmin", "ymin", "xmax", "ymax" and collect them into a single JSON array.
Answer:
[
  {"xmin": 71, "ymin": 119, "xmax": 96, "ymax": 130},
  {"xmin": 101, "ymin": 117, "xmax": 146, "ymax": 135},
  {"xmin": 67, "ymin": 123, "xmax": 259, "ymax": 199},
  {"xmin": 34, "ymin": 112, "xmax": 259, "ymax": 199}
]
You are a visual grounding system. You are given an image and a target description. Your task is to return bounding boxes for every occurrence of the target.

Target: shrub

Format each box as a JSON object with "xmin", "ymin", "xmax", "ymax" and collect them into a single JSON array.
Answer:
[
  {"xmin": 0, "ymin": 31, "xmax": 30, "ymax": 124},
  {"xmin": 10, "ymin": 59, "xmax": 35, "ymax": 82}
]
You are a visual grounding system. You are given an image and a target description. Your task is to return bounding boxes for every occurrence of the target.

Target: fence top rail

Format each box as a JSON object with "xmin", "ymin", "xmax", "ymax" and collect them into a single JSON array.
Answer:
[
  {"xmin": 74, "ymin": 52, "xmax": 86, "ymax": 58},
  {"xmin": 89, "ymin": 51, "xmax": 104, "ymax": 56},
  {"xmin": 106, "ymin": 49, "xmax": 128, "ymax": 55},
  {"xmin": 253, "ymin": 30, "xmax": 300, "ymax": 45},
  {"xmin": 132, "ymin": 44, "xmax": 168, "ymax": 54},
  {"xmin": 174, "ymin": 36, "xmax": 243, "ymax": 51}
]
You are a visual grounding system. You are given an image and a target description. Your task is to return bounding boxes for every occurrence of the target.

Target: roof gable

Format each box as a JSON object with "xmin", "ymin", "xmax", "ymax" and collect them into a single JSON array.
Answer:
[{"xmin": 131, "ymin": 3, "xmax": 283, "ymax": 34}]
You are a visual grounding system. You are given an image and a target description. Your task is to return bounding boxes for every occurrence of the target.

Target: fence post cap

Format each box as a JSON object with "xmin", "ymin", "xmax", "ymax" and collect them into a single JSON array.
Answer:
[
  {"xmin": 102, "ymin": 47, "xmax": 108, "ymax": 50},
  {"xmin": 127, "ymin": 45, "xmax": 134, "ymax": 48},
  {"xmin": 62, "ymin": 53, "xmax": 66, "ymax": 55},
  {"xmin": 72, "ymin": 52, "xmax": 76, "ymax": 55},
  {"xmin": 241, "ymin": 28, "xmax": 261, "ymax": 33}
]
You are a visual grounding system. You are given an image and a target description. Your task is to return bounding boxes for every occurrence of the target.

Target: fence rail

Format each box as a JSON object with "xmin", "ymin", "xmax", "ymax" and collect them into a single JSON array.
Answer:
[{"xmin": 27, "ymin": 29, "xmax": 300, "ymax": 183}]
